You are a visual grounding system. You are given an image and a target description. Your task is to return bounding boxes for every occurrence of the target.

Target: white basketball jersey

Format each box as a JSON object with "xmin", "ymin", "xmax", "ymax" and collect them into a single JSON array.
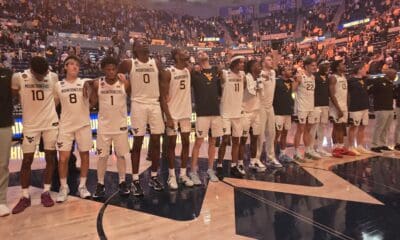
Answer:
[
  {"xmin": 167, "ymin": 66, "xmax": 192, "ymax": 119},
  {"xmin": 98, "ymin": 78, "xmax": 128, "ymax": 134},
  {"xmin": 11, "ymin": 70, "xmax": 59, "ymax": 132},
  {"xmin": 295, "ymin": 72, "xmax": 315, "ymax": 112},
  {"xmin": 221, "ymin": 70, "xmax": 244, "ymax": 118},
  {"xmin": 330, "ymin": 74, "xmax": 348, "ymax": 111},
  {"xmin": 243, "ymin": 73, "xmax": 261, "ymax": 112},
  {"xmin": 55, "ymin": 78, "xmax": 90, "ymax": 133},
  {"xmin": 260, "ymin": 69, "xmax": 276, "ymax": 109},
  {"xmin": 130, "ymin": 58, "xmax": 159, "ymax": 105}
]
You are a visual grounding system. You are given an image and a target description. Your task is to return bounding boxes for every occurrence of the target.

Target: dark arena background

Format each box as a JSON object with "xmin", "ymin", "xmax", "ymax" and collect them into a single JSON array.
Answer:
[{"xmin": 1, "ymin": 0, "xmax": 400, "ymax": 239}]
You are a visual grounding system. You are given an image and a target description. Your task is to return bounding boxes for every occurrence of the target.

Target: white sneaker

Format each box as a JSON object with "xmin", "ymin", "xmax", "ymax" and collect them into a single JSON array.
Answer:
[
  {"xmin": 316, "ymin": 148, "xmax": 332, "ymax": 157},
  {"xmin": 349, "ymin": 147, "xmax": 361, "ymax": 156},
  {"xmin": 179, "ymin": 175, "xmax": 194, "ymax": 187},
  {"xmin": 268, "ymin": 158, "xmax": 283, "ymax": 168},
  {"xmin": 189, "ymin": 171, "xmax": 202, "ymax": 185},
  {"xmin": 249, "ymin": 159, "xmax": 267, "ymax": 172},
  {"xmin": 294, "ymin": 154, "xmax": 305, "ymax": 163},
  {"xmin": 207, "ymin": 169, "xmax": 219, "ymax": 182},
  {"xmin": 357, "ymin": 146, "xmax": 373, "ymax": 154},
  {"xmin": 310, "ymin": 150, "xmax": 322, "ymax": 158},
  {"xmin": 305, "ymin": 151, "xmax": 321, "ymax": 160},
  {"xmin": 168, "ymin": 175, "xmax": 178, "ymax": 190},
  {"xmin": 0, "ymin": 204, "xmax": 10, "ymax": 217},
  {"xmin": 56, "ymin": 185, "xmax": 70, "ymax": 203},
  {"xmin": 78, "ymin": 185, "xmax": 91, "ymax": 199}
]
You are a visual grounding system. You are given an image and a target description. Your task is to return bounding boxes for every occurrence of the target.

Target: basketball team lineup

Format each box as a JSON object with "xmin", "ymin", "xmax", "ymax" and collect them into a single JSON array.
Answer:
[{"xmin": 1, "ymin": 38, "xmax": 400, "ymax": 240}]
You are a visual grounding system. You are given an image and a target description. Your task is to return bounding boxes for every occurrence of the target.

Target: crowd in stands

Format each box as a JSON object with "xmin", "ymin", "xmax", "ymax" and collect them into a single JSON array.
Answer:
[
  {"xmin": 0, "ymin": 0, "xmax": 400, "ymax": 79},
  {"xmin": 301, "ymin": 2, "xmax": 338, "ymax": 37}
]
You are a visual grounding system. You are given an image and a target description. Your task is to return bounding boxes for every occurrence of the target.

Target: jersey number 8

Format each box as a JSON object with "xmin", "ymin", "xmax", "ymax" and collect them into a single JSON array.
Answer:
[{"xmin": 69, "ymin": 93, "xmax": 77, "ymax": 103}]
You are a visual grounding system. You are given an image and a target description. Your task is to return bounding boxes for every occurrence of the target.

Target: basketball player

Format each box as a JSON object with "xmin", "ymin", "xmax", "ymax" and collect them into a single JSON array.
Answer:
[
  {"xmin": 310, "ymin": 60, "xmax": 332, "ymax": 157},
  {"xmin": 329, "ymin": 60, "xmax": 356, "ymax": 157},
  {"xmin": 217, "ymin": 55, "xmax": 245, "ymax": 178},
  {"xmin": 118, "ymin": 39, "xmax": 164, "ymax": 195},
  {"xmin": 347, "ymin": 63, "xmax": 372, "ymax": 154},
  {"xmin": 258, "ymin": 56, "xmax": 282, "ymax": 167},
  {"xmin": 369, "ymin": 68, "xmax": 396, "ymax": 153},
  {"xmin": 273, "ymin": 65, "xmax": 295, "ymax": 162},
  {"xmin": 292, "ymin": 57, "xmax": 321, "ymax": 161},
  {"xmin": 11, "ymin": 56, "xmax": 58, "ymax": 214},
  {"xmin": 190, "ymin": 51, "xmax": 223, "ymax": 184},
  {"xmin": 160, "ymin": 48, "xmax": 194, "ymax": 190},
  {"xmin": 241, "ymin": 60, "xmax": 266, "ymax": 172},
  {"xmin": 55, "ymin": 55, "xmax": 92, "ymax": 202},
  {"xmin": 87, "ymin": 56, "xmax": 130, "ymax": 199}
]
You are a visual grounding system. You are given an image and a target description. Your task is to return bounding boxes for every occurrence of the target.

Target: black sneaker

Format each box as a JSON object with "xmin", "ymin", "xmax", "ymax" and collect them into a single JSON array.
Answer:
[
  {"xmin": 380, "ymin": 146, "xmax": 393, "ymax": 151},
  {"xmin": 93, "ymin": 183, "xmax": 105, "ymax": 199},
  {"xmin": 149, "ymin": 176, "xmax": 164, "ymax": 191},
  {"xmin": 216, "ymin": 166, "xmax": 224, "ymax": 180},
  {"xmin": 230, "ymin": 166, "xmax": 244, "ymax": 178},
  {"xmin": 394, "ymin": 144, "xmax": 400, "ymax": 151},
  {"xmin": 119, "ymin": 181, "xmax": 130, "ymax": 196},
  {"xmin": 371, "ymin": 147, "xmax": 383, "ymax": 153},
  {"xmin": 131, "ymin": 180, "xmax": 144, "ymax": 196}
]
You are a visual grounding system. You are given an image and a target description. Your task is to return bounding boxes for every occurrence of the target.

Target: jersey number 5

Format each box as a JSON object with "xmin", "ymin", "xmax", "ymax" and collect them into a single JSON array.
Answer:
[{"xmin": 180, "ymin": 80, "xmax": 186, "ymax": 89}]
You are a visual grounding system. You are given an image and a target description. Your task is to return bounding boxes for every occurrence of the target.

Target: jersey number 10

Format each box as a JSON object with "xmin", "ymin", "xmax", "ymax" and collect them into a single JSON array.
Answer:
[{"xmin": 31, "ymin": 90, "xmax": 44, "ymax": 101}]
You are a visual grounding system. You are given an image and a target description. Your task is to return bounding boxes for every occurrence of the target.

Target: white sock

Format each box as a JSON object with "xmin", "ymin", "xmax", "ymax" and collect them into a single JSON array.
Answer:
[
  {"xmin": 22, "ymin": 188, "xmax": 29, "ymax": 198},
  {"xmin": 250, "ymin": 158, "xmax": 257, "ymax": 164},
  {"xmin": 117, "ymin": 155, "xmax": 127, "ymax": 184},
  {"xmin": 79, "ymin": 177, "xmax": 87, "ymax": 188},
  {"xmin": 280, "ymin": 148, "xmax": 286, "ymax": 155},
  {"xmin": 231, "ymin": 162, "xmax": 237, "ymax": 167},
  {"xmin": 133, "ymin": 174, "xmax": 139, "ymax": 181},
  {"xmin": 180, "ymin": 168, "xmax": 186, "ymax": 177},
  {"xmin": 97, "ymin": 156, "xmax": 108, "ymax": 185},
  {"xmin": 305, "ymin": 146, "xmax": 311, "ymax": 153},
  {"xmin": 294, "ymin": 148, "xmax": 300, "ymax": 155},
  {"xmin": 43, "ymin": 184, "xmax": 51, "ymax": 192},
  {"xmin": 217, "ymin": 163, "xmax": 223, "ymax": 167},
  {"xmin": 169, "ymin": 168, "xmax": 175, "ymax": 177},
  {"xmin": 238, "ymin": 160, "xmax": 244, "ymax": 166},
  {"xmin": 60, "ymin": 178, "xmax": 67, "ymax": 188},
  {"xmin": 151, "ymin": 171, "xmax": 157, "ymax": 177}
]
